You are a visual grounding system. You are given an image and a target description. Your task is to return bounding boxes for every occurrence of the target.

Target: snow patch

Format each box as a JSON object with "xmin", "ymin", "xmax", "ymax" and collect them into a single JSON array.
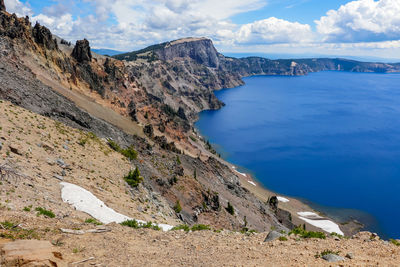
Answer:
[
  {"xmin": 60, "ymin": 182, "xmax": 173, "ymax": 231},
  {"xmin": 247, "ymin": 181, "xmax": 257, "ymax": 186},
  {"xmin": 298, "ymin": 216, "xmax": 344, "ymax": 235},
  {"xmin": 277, "ymin": 196, "xmax": 289, "ymax": 203}
]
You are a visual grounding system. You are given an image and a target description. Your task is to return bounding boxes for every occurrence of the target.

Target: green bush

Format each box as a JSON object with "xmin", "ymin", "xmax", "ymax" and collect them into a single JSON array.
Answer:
[
  {"xmin": 35, "ymin": 207, "xmax": 55, "ymax": 218},
  {"xmin": 390, "ymin": 239, "xmax": 400, "ymax": 246},
  {"xmin": 171, "ymin": 224, "xmax": 190, "ymax": 232},
  {"xmin": 107, "ymin": 139, "xmax": 121, "ymax": 152},
  {"xmin": 121, "ymin": 146, "xmax": 138, "ymax": 161},
  {"xmin": 226, "ymin": 202, "xmax": 234, "ymax": 215},
  {"xmin": 124, "ymin": 167, "xmax": 143, "ymax": 188},
  {"xmin": 289, "ymin": 226, "xmax": 326, "ymax": 239},
  {"xmin": 85, "ymin": 218, "xmax": 102, "ymax": 225},
  {"xmin": 315, "ymin": 249, "xmax": 340, "ymax": 258},
  {"xmin": 120, "ymin": 219, "xmax": 160, "ymax": 231},
  {"xmin": 279, "ymin": 236, "xmax": 288, "ymax": 241},
  {"xmin": 174, "ymin": 200, "xmax": 182, "ymax": 213},
  {"xmin": 121, "ymin": 219, "xmax": 139, "ymax": 228}
]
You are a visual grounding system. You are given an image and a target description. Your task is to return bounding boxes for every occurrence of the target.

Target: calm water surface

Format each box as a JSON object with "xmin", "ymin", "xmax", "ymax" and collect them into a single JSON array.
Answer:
[{"xmin": 196, "ymin": 71, "xmax": 400, "ymax": 239}]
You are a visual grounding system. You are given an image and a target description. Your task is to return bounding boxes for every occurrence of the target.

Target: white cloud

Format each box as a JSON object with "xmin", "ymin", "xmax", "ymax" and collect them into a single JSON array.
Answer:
[
  {"xmin": 316, "ymin": 0, "xmax": 400, "ymax": 42},
  {"xmin": 235, "ymin": 17, "xmax": 313, "ymax": 44},
  {"xmin": 4, "ymin": 0, "xmax": 33, "ymax": 17}
]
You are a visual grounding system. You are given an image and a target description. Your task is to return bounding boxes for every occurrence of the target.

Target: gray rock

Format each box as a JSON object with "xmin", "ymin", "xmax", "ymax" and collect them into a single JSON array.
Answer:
[
  {"xmin": 0, "ymin": 141, "xmax": 3, "ymax": 150},
  {"xmin": 345, "ymin": 253, "xmax": 354, "ymax": 259},
  {"xmin": 63, "ymin": 144, "xmax": 69, "ymax": 150},
  {"xmin": 56, "ymin": 158, "xmax": 65, "ymax": 166},
  {"xmin": 322, "ymin": 254, "xmax": 345, "ymax": 262},
  {"xmin": 263, "ymin": 231, "xmax": 284, "ymax": 242}
]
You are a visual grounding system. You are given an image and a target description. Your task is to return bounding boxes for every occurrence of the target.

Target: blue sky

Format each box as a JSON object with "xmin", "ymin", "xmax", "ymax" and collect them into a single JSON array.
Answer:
[{"xmin": 5, "ymin": 0, "xmax": 400, "ymax": 59}]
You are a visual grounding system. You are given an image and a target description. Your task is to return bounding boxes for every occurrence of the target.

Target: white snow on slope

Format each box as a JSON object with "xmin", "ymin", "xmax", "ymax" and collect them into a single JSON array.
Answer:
[
  {"xmin": 298, "ymin": 216, "xmax": 344, "ymax": 236},
  {"xmin": 247, "ymin": 181, "xmax": 257, "ymax": 186},
  {"xmin": 277, "ymin": 196, "xmax": 289, "ymax": 203},
  {"xmin": 60, "ymin": 182, "xmax": 173, "ymax": 231}
]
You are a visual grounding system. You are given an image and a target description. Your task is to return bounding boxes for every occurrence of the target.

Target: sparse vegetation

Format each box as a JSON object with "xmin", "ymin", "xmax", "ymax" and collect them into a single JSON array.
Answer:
[
  {"xmin": 121, "ymin": 145, "xmax": 138, "ymax": 161},
  {"xmin": 124, "ymin": 167, "xmax": 143, "ymax": 188},
  {"xmin": 289, "ymin": 226, "xmax": 326, "ymax": 239},
  {"xmin": 279, "ymin": 236, "xmax": 288, "ymax": 241},
  {"xmin": 35, "ymin": 207, "xmax": 55, "ymax": 218},
  {"xmin": 174, "ymin": 200, "xmax": 182, "ymax": 213},
  {"xmin": 23, "ymin": 205, "xmax": 32, "ymax": 212},
  {"xmin": 120, "ymin": 219, "xmax": 160, "ymax": 230},
  {"xmin": 85, "ymin": 218, "xmax": 102, "ymax": 225},
  {"xmin": 315, "ymin": 249, "xmax": 340, "ymax": 258},
  {"xmin": 171, "ymin": 224, "xmax": 211, "ymax": 232}
]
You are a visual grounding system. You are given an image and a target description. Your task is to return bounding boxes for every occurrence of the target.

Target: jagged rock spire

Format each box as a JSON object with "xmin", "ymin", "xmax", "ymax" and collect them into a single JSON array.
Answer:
[
  {"xmin": 0, "ymin": 0, "xmax": 6, "ymax": 12},
  {"xmin": 71, "ymin": 39, "xmax": 92, "ymax": 63}
]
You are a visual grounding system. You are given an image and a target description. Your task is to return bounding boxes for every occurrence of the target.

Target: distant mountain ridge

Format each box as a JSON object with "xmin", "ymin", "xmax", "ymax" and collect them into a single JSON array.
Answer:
[{"xmin": 113, "ymin": 37, "xmax": 400, "ymax": 76}]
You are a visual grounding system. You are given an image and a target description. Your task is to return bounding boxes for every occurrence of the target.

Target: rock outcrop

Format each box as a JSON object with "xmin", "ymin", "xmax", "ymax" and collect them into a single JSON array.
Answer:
[
  {"xmin": 156, "ymin": 38, "xmax": 221, "ymax": 68},
  {"xmin": 0, "ymin": 0, "xmax": 5, "ymax": 12},
  {"xmin": 71, "ymin": 39, "xmax": 92, "ymax": 63},
  {"xmin": 0, "ymin": 240, "xmax": 66, "ymax": 267},
  {"xmin": 32, "ymin": 22, "xmax": 58, "ymax": 50}
]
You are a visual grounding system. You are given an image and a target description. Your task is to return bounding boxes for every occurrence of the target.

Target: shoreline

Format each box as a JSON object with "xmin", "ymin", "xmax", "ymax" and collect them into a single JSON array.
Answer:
[{"xmin": 229, "ymin": 161, "xmax": 366, "ymax": 236}]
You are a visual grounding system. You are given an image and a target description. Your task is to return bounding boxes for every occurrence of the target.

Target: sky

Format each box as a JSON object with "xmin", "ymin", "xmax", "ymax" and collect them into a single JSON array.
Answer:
[{"xmin": 5, "ymin": 0, "xmax": 400, "ymax": 59}]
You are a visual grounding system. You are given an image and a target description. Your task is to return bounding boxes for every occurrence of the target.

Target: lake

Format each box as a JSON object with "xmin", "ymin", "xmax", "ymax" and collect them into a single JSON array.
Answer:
[{"xmin": 196, "ymin": 71, "xmax": 400, "ymax": 239}]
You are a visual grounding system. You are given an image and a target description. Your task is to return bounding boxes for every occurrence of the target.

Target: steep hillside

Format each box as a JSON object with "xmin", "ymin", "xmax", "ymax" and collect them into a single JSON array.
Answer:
[
  {"xmin": 1, "ymin": 100, "xmax": 399, "ymax": 266},
  {"xmin": 0, "ymin": 6, "xmax": 295, "ymax": 237}
]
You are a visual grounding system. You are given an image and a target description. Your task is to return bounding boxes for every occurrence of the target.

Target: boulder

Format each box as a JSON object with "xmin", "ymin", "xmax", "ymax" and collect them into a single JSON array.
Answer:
[
  {"xmin": 322, "ymin": 254, "xmax": 345, "ymax": 262},
  {"xmin": 263, "ymin": 230, "xmax": 284, "ymax": 242},
  {"xmin": 71, "ymin": 39, "xmax": 92, "ymax": 63},
  {"xmin": 0, "ymin": 240, "xmax": 67, "ymax": 267}
]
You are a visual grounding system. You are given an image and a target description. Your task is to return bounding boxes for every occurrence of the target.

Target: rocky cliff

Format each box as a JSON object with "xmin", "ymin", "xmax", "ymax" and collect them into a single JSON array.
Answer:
[{"xmin": 0, "ymin": 7, "xmax": 288, "ymax": 235}]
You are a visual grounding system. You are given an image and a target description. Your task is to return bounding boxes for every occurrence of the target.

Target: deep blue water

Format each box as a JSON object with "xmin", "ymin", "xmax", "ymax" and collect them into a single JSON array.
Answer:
[{"xmin": 196, "ymin": 71, "xmax": 400, "ymax": 239}]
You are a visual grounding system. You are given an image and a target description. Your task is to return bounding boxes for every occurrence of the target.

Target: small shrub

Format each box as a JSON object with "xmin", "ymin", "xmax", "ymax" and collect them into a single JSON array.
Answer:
[
  {"xmin": 279, "ymin": 236, "xmax": 288, "ymax": 241},
  {"xmin": 120, "ymin": 219, "xmax": 160, "ymax": 230},
  {"xmin": 107, "ymin": 139, "xmax": 121, "ymax": 152},
  {"xmin": 190, "ymin": 136, "xmax": 197, "ymax": 142},
  {"xmin": 330, "ymin": 232, "xmax": 343, "ymax": 238},
  {"xmin": 176, "ymin": 155, "xmax": 181, "ymax": 165},
  {"xmin": 315, "ymin": 249, "xmax": 340, "ymax": 258},
  {"xmin": 121, "ymin": 146, "xmax": 138, "ymax": 161},
  {"xmin": 35, "ymin": 207, "xmax": 55, "ymax": 218},
  {"xmin": 23, "ymin": 205, "xmax": 32, "ymax": 212},
  {"xmin": 289, "ymin": 226, "xmax": 326, "ymax": 239},
  {"xmin": 121, "ymin": 219, "xmax": 139, "ymax": 228},
  {"xmin": 226, "ymin": 202, "xmax": 234, "ymax": 215},
  {"xmin": 191, "ymin": 224, "xmax": 211, "ymax": 231},
  {"xmin": 124, "ymin": 167, "xmax": 143, "ymax": 188},
  {"xmin": 85, "ymin": 218, "xmax": 102, "ymax": 225},
  {"xmin": 173, "ymin": 200, "xmax": 182, "ymax": 213}
]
